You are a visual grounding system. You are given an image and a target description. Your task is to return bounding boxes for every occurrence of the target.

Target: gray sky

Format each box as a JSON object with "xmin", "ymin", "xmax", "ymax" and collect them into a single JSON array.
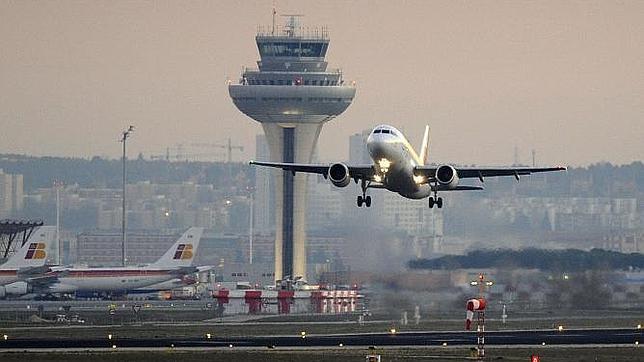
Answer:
[{"xmin": 1, "ymin": 1, "xmax": 642, "ymax": 166}]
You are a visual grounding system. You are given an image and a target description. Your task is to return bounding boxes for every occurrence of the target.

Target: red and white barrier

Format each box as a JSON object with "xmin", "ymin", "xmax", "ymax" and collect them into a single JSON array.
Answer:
[{"xmin": 465, "ymin": 298, "xmax": 486, "ymax": 330}]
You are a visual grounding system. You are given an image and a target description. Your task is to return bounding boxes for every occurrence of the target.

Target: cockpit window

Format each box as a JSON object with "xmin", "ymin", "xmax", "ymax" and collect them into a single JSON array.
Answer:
[
  {"xmin": 381, "ymin": 129, "xmax": 391, "ymax": 134},
  {"xmin": 373, "ymin": 129, "xmax": 381, "ymax": 133}
]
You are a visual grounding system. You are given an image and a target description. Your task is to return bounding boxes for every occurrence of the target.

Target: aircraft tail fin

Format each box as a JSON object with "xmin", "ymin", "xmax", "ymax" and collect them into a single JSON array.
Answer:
[
  {"xmin": 419, "ymin": 125, "xmax": 430, "ymax": 165},
  {"xmin": 149, "ymin": 227, "xmax": 203, "ymax": 269},
  {"xmin": 1, "ymin": 226, "xmax": 56, "ymax": 269}
]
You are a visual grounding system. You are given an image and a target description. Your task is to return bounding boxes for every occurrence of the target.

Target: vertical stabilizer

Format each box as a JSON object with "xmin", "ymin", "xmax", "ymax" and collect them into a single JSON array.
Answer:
[
  {"xmin": 419, "ymin": 125, "xmax": 430, "ymax": 165},
  {"xmin": 150, "ymin": 227, "xmax": 204, "ymax": 269},
  {"xmin": 1, "ymin": 226, "xmax": 56, "ymax": 269}
]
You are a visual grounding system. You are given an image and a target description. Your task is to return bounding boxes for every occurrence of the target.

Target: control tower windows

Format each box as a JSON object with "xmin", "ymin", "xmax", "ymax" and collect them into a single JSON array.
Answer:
[{"xmin": 258, "ymin": 42, "xmax": 327, "ymax": 58}]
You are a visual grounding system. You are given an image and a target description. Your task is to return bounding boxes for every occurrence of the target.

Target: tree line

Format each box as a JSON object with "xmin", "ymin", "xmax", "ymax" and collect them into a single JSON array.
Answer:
[{"xmin": 408, "ymin": 248, "xmax": 644, "ymax": 272}]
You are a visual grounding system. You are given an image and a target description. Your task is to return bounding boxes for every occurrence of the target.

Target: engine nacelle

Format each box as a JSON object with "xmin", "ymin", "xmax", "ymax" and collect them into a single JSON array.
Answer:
[
  {"xmin": 436, "ymin": 164, "xmax": 459, "ymax": 189},
  {"xmin": 328, "ymin": 163, "xmax": 351, "ymax": 187},
  {"xmin": 0, "ymin": 282, "xmax": 30, "ymax": 298},
  {"xmin": 48, "ymin": 283, "xmax": 78, "ymax": 293}
]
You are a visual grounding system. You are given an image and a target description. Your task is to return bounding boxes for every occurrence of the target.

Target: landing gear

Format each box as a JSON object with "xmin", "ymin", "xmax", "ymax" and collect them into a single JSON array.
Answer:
[
  {"xmin": 357, "ymin": 195, "xmax": 372, "ymax": 207},
  {"xmin": 357, "ymin": 179, "xmax": 372, "ymax": 207},
  {"xmin": 428, "ymin": 196, "xmax": 443, "ymax": 208}
]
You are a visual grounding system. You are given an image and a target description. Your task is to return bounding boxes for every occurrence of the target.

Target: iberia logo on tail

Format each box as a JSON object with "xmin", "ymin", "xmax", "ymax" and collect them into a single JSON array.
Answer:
[
  {"xmin": 173, "ymin": 244, "xmax": 193, "ymax": 260},
  {"xmin": 25, "ymin": 243, "xmax": 47, "ymax": 260}
]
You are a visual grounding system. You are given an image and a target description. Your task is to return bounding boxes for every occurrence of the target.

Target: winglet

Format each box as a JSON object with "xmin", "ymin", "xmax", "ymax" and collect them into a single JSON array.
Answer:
[{"xmin": 419, "ymin": 125, "xmax": 430, "ymax": 165}]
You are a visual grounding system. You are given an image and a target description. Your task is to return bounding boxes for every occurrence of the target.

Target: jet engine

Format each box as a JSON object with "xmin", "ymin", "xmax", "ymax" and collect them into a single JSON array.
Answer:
[
  {"xmin": 48, "ymin": 283, "xmax": 78, "ymax": 293},
  {"xmin": 328, "ymin": 163, "xmax": 351, "ymax": 187},
  {"xmin": 436, "ymin": 164, "xmax": 459, "ymax": 189},
  {"xmin": 0, "ymin": 282, "xmax": 30, "ymax": 298}
]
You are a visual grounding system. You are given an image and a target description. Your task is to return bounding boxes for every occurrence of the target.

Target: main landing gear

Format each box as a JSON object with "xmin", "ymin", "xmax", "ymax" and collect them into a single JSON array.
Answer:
[
  {"xmin": 357, "ymin": 179, "xmax": 372, "ymax": 207},
  {"xmin": 428, "ymin": 196, "xmax": 443, "ymax": 208},
  {"xmin": 429, "ymin": 186, "xmax": 443, "ymax": 209}
]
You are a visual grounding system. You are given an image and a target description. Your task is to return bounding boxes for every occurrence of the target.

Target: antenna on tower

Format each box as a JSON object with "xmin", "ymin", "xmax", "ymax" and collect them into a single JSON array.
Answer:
[{"xmin": 271, "ymin": 1, "xmax": 276, "ymax": 35}]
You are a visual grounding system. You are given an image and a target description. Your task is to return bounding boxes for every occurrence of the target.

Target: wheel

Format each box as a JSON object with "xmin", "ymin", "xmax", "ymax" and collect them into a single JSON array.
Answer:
[
  {"xmin": 365, "ymin": 195, "xmax": 372, "ymax": 207},
  {"xmin": 357, "ymin": 195, "xmax": 363, "ymax": 207},
  {"xmin": 437, "ymin": 197, "xmax": 443, "ymax": 208},
  {"xmin": 428, "ymin": 197, "xmax": 435, "ymax": 208}
]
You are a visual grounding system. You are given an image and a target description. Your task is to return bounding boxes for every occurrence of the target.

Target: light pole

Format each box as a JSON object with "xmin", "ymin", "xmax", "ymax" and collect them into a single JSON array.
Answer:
[
  {"xmin": 120, "ymin": 125, "xmax": 134, "ymax": 267},
  {"xmin": 53, "ymin": 180, "xmax": 63, "ymax": 265},
  {"xmin": 249, "ymin": 191, "xmax": 254, "ymax": 265}
]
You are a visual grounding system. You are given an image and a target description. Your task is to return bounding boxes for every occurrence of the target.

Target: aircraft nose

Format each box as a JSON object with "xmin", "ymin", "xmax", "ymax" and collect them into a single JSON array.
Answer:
[{"xmin": 367, "ymin": 135, "xmax": 386, "ymax": 159}]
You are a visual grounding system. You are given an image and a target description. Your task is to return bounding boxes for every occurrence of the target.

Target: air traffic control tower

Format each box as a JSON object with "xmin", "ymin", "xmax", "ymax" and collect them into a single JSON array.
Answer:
[{"xmin": 229, "ymin": 16, "xmax": 355, "ymax": 281}]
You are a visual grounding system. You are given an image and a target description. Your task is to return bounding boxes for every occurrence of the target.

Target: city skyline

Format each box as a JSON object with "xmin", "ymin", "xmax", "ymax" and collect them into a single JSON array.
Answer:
[{"xmin": 1, "ymin": 1, "xmax": 642, "ymax": 166}]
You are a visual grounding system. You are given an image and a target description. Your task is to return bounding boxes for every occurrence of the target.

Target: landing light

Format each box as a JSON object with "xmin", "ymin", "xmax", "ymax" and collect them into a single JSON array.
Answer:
[
  {"xmin": 112, "ymin": 344, "xmax": 117, "ymax": 349},
  {"xmin": 374, "ymin": 175, "xmax": 383, "ymax": 183},
  {"xmin": 378, "ymin": 158, "xmax": 391, "ymax": 173},
  {"xmin": 389, "ymin": 328, "xmax": 396, "ymax": 334},
  {"xmin": 413, "ymin": 175, "xmax": 425, "ymax": 184},
  {"xmin": 107, "ymin": 334, "xmax": 113, "ymax": 340},
  {"xmin": 3, "ymin": 334, "xmax": 7, "ymax": 341},
  {"xmin": 558, "ymin": 325, "xmax": 564, "ymax": 332},
  {"xmin": 638, "ymin": 324, "xmax": 642, "ymax": 329},
  {"xmin": 206, "ymin": 333, "xmax": 212, "ymax": 339},
  {"xmin": 301, "ymin": 331, "xmax": 306, "ymax": 339},
  {"xmin": 442, "ymin": 342, "xmax": 448, "ymax": 346}
]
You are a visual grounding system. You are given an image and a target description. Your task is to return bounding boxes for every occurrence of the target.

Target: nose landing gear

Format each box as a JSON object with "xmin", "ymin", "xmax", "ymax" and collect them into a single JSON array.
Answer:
[
  {"xmin": 357, "ymin": 179, "xmax": 372, "ymax": 207},
  {"xmin": 357, "ymin": 195, "xmax": 372, "ymax": 208}
]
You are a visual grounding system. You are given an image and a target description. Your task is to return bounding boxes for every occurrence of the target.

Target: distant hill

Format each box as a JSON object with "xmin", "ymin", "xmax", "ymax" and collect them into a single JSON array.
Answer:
[
  {"xmin": 408, "ymin": 248, "xmax": 644, "ymax": 271},
  {"xmin": 0, "ymin": 154, "xmax": 252, "ymax": 191}
]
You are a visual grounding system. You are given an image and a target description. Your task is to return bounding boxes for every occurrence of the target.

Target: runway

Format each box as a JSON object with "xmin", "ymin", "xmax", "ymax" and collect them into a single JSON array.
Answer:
[{"xmin": 0, "ymin": 328, "xmax": 640, "ymax": 349}]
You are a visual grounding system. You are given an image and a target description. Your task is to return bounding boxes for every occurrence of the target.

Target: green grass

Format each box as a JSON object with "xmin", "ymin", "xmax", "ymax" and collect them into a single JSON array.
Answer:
[{"xmin": 0, "ymin": 347, "xmax": 642, "ymax": 362}]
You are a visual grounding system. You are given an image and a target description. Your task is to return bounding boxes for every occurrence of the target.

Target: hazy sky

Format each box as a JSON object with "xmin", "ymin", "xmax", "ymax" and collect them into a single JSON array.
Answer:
[{"xmin": 1, "ymin": 1, "xmax": 642, "ymax": 166}]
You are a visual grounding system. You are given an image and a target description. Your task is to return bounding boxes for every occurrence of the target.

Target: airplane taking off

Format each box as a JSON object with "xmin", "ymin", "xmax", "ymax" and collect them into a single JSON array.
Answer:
[
  {"xmin": 0, "ymin": 226, "xmax": 56, "ymax": 298},
  {"xmin": 250, "ymin": 125, "xmax": 566, "ymax": 208},
  {"xmin": 44, "ymin": 227, "xmax": 204, "ymax": 295}
]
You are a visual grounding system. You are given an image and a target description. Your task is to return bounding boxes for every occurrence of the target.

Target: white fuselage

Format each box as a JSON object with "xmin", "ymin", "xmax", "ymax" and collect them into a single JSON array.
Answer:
[
  {"xmin": 366, "ymin": 125, "xmax": 431, "ymax": 199},
  {"xmin": 48, "ymin": 267, "xmax": 181, "ymax": 293}
]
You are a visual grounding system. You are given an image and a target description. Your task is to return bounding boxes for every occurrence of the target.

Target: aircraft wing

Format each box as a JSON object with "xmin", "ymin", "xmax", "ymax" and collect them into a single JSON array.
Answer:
[
  {"xmin": 16, "ymin": 265, "xmax": 51, "ymax": 278},
  {"xmin": 415, "ymin": 166, "xmax": 567, "ymax": 181},
  {"xmin": 249, "ymin": 161, "xmax": 375, "ymax": 180},
  {"xmin": 25, "ymin": 274, "xmax": 59, "ymax": 288}
]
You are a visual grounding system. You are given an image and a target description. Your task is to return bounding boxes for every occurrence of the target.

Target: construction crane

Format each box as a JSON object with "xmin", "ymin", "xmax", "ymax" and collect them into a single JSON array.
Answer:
[
  {"xmin": 191, "ymin": 138, "xmax": 244, "ymax": 163},
  {"xmin": 150, "ymin": 139, "xmax": 244, "ymax": 163}
]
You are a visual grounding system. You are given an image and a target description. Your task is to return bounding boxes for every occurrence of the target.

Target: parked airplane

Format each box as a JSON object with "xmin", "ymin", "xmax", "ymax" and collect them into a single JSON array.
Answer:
[
  {"xmin": 251, "ymin": 124, "xmax": 566, "ymax": 208},
  {"xmin": 0, "ymin": 226, "xmax": 56, "ymax": 298},
  {"xmin": 44, "ymin": 227, "xmax": 204, "ymax": 295}
]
